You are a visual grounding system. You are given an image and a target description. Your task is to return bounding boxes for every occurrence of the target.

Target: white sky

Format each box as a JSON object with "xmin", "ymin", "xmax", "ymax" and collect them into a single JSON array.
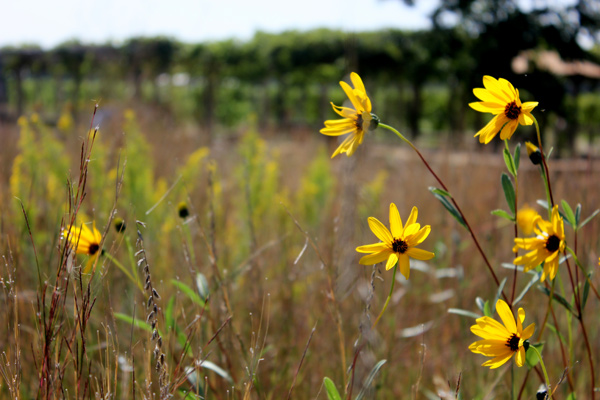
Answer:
[{"xmin": 0, "ymin": 0, "xmax": 440, "ymax": 49}]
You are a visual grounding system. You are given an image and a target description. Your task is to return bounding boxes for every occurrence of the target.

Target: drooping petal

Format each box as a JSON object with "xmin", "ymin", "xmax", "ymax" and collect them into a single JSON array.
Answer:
[
  {"xmin": 482, "ymin": 352, "xmax": 515, "ymax": 369},
  {"xmin": 385, "ymin": 252, "xmax": 399, "ymax": 271},
  {"xmin": 359, "ymin": 250, "xmax": 393, "ymax": 266},
  {"xmin": 340, "ymin": 81, "xmax": 364, "ymax": 113},
  {"xmin": 405, "ymin": 225, "xmax": 431, "ymax": 246},
  {"xmin": 515, "ymin": 347, "xmax": 526, "ymax": 367},
  {"xmin": 398, "ymin": 253, "xmax": 410, "ymax": 279}
]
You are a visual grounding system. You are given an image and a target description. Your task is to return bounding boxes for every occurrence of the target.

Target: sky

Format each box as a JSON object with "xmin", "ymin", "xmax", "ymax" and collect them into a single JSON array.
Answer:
[{"xmin": 0, "ymin": 0, "xmax": 440, "ymax": 49}]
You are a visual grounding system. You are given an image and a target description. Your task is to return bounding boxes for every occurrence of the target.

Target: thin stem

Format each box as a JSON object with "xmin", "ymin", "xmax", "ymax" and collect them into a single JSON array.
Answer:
[
  {"xmin": 379, "ymin": 123, "xmax": 508, "ymax": 303},
  {"xmin": 532, "ymin": 117, "xmax": 554, "ymax": 208},
  {"xmin": 529, "ymin": 345, "xmax": 553, "ymax": 399},
  {"xmin": 505, "ymin": 139, "xmax": 519, "ymax": 304},
  {"xmin": 372, "ymin": 263, "xmax": 397, "ymax": 329}
]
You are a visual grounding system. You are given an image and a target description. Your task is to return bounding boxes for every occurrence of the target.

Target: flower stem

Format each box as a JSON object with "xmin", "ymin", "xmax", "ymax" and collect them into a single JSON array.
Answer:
[
  {"xmin": 504, "ymin": 139, "xmax": 519, "ymax": 304},
  {"xmin": 532, "ymin": 117, "xmax": 554, "ymax": 209},
  {"xmin": 529, "ymin": 345, "xmax": 553, "ymax": 399},
  {"xmin": 379, "ymin": 123, "xmax": 508, "ymax": 303},
  {"xmin": 372, "ymin": 263, "xmax": 397, "ymax": 329}
]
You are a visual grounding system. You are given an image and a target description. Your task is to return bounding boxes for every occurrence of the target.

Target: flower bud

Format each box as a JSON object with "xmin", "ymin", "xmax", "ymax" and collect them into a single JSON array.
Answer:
[
  {"xmin": 114, "ymin": 217, "xmax": 126, "ymax": 233},
  {"xmin": 178, "ymin": 202, "xmax": 190, "ymax": 219},
  {"xmin": 525, "ymin": 141, "xmax": 542, "ymax": 165},
  {"xmin": 369, "ymin": 113, "xmax": 380, "ymax": 131}
]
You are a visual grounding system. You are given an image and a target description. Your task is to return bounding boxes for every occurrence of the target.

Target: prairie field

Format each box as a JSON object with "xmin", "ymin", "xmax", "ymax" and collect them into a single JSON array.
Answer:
[{"xmin": 0, "ymin": 90, "xmax": 599, "ymax": 400}]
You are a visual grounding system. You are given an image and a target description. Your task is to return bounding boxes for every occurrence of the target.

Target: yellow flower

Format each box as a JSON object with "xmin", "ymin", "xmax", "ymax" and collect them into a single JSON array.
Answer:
[
  {"xmin": 469, "ymin": 76, "xmax": 538, "ymax": 144},
  {"xmin": 513, "ymin": 205, "xmax": 565, "ymax": 281},
  {"xmin": 516, "ymin": 205, "xmax": 540, "ymax": 236},
  {"xmin": 469, "ymin": 299, "xmax": 535, "ymax": 369},
  {"xmin": 525, "ymin": 141, "xmax": 542, "ymax": 165},
  {"xmin": 64, "ymin": 221, "xmax": 102, "ymax": 273},
  {"xmin": 320, "ymin": 72, "xmax": 375, "ymax": 158},
  {"xmin": 356, "ymin": 204, "xmax": 434, "ymax": 279}
]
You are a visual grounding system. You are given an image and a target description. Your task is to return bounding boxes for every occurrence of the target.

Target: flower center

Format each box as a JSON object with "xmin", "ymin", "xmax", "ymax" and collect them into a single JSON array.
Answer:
[
  {"xmin": 88, "ymin": 243, "xmax": 100, "ymax": 256},
  {"xmin": 545, "ymin": 235, "xmax": 560, "ymax": 252},
  {"xmin": 392, "ymin": 239, "xmax": 408, "ymax": 254},
  {"xmin": 505, "ymin": 333, "xmax": 520, "ymax": 352},
  {"xmin": 504, "ymin": 101, "xmax": 521, "ymax": 120},
  {"xmin": 355, "ymin": 114, "xmax": 364, "ymax": 131}
]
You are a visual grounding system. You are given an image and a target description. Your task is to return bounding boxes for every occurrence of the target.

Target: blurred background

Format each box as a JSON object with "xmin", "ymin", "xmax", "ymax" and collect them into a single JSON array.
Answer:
[{"xmin": 1, "ymin": 0, "xmax": 600, "ymax": 398}]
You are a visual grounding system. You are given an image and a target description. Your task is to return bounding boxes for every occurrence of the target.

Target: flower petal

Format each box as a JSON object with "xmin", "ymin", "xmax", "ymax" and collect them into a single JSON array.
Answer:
[
  {"xmin": 496, "ymin": 299, "xmax": 517, "ymax": 333},
  {"xmin": 359, "ymin": 250, "xmax": 393, "ymax": 266},
  {"xmin": 385, "ymin": 252, "xmax": 399, "ymax": 271},
  {"xmin": 367, "ymin": 217, "xmax": 393, "ymax": 244},
  {"xmin": 389, "ymin": 203, "xmax": 403, "ymax": 238},
  {"xmin": 406, "ymin": 247, "xmax": 435, "ymax": 261},
  {"xmin": 356, "ymin": 242, "xmax": 390, "ymax": 253},
  {"xmin": 399, "ymin": 253, "xmax": 410, "ymax": 279}
]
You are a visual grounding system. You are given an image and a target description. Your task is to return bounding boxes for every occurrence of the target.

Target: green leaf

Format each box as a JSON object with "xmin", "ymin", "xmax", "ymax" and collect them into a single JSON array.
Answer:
[
  {"xmin": 525, "ymin": 343, "xmax": 544, "ymax": 369},
  {"xmin": 198, "ymin": 360, "xmax": 233, "ymax": 382},
  {"xmin": 491, "ymin": 209, "xmax": 515, "ymax": 221},
  {"xmin": 492, "ymin": 277, "xmax": 507, "ymax": 314},
  {"xmin": 538, "ymin": 287, "xmax": 578, "ymax": 316},
  {"xmin": 579, "ymin": 209, "xmax": 600, "ymax": 229},
  {"xmin": 114, "ymin": 312, "xmax": 152, "ymax": 333},
  {"xmin": 582, "ymin": 272, "xmax": 592, "ymax": 310},
  {"xmin": 323, "ymin": 377, "xmax": 342, "ymax": 400},
  {"xmin": 429, "ymin": 187, "xmax": 452, "ymax": 198},
  {"xmin": 513, "ymin": 271, "xmax": 542, "ymax": 305},
  {"xmin": 165, "ymin": 296, "xmax": 176, "ymax": 332},
  {"xmin": 513, "ymin": 143, "xmax": 521, "ymax": 171},
  {"xmin": 172, "ymin": 279, "xmax": 206, "ymax": 307},
  {"xmin": 475, "ymin": 297, "xmax": 485, "ymax": 313},
  {"xmin": 503, "ymin": 148, "xmax": 517, "ymax": 177},
  {"xmin": 483, "ymin": 300, "xmax": 491, "ymax": 317},
  {"xmin": 567, "ymin": 392, "xmax": 577, "ymax": 400},
  {"xmin": 575, "ymin": 204, "xmax": 581, "ymax": 226},
  {"xmin": 429, "ymin": 187, "xmax": 467, "ymax": 229},
  {"xmin": 355, "ymin": 359, "xmax": 387, "ymax": 400},
  {"xmin": 561, "ymin": 200, "xmax": 576, "ymax": 228},
  {"xmin": 546, "ymin": 323, "xmax": 567, "ymax": 343},
  {"xmin": 536, "ymin": 199, "xmax": 549, "ymax": 210},
  {"xmin": 501, "ymin": 173, "xmax": 516, "ymax": 214},
  {"xmin": 447, "ymin": 308, "xmax": 481, "ymax": 319},
  {"xmin": 196, "ymin": 273, "xmax": 210, "ymax": 302}
]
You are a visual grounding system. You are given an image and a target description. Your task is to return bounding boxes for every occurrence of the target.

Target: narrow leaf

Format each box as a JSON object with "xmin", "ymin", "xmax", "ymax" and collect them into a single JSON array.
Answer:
[
  {"xmin": 492, "ymin": 277, "xmax": 507, "ymax": 314},
  {"xmin": 165, "ymin": 295, "xmax": 176, "ymax": 332},
  {"xmin": 536, "ymin": 199, "xmax": 549, "ymax": 210},
  {"xmin": 561, "ymin": 200, "xmax": 576, "ymax": 227},
  {"xmin": 501, "ymin": 173, "xmax": 516, "ymax": 214},
  {"xmin": 483, "ymin": 300, "xmax": 491, "ymax": 317},
  {"xmin": 172, "ymin": 279, "xmax": 205, "ymax": 307},
  {"xmin": 538, "ymin": 287, "xmax": 578, "ymax": 316},
  {"xmin": 447, "ymin": 308, "xmax": 481, "ymax": 319},
  {"xmin": 196, "ymin": 273, "xmax": 210, "ymax": 302},
  {"xmin": 575, "ymin": 204, "xmax": 581, "ymax": 226},
  {"xmin": 503, "ymin": 148, "xmax": 517, "ymax": 177},
  {"xmin": 475, "ymin": 297, "xmax": 485, "ymax": 313},
  {"xmin": 114, "ymin": 312, "xmax": 152, "ymax": 333},
  {"xmin": 323, "ymin": 377, "xmax": 342, "ymax": 400},
  {"xmin": 491, "ymin": 209, "xmax": 515, "ymax": 221},
  {"xmin": 513, "ymin": 143, "xmax": 521, "ymax": 171},
  {"xmin": 355, "ymin": 360, "xmax": 387, "ymax": 400},
  {"xmin": 582, "ymin": 272, "xmax": 592, "ymax": 310},
  {"xmin": 429, "ymin": 188, "xmax": 466, "ymax": 229},
  {"xmin": 198, "ymin": 360, "xmax": 233, "ymax": 382},
  {"xmin": 579, "ymin": 209, "xmax": 600, "ymax": 229},
  {"xmin": 513, "ymin": 271, "xmax": 542, "ymax": 305},
  {"xmin": 429, "ymin": 187, "xmax": 452, "ymax": 198}
]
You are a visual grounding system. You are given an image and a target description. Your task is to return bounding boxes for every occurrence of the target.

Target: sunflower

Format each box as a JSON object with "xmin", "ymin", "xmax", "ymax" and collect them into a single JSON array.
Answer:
[
  {"xmin": 516, "ymin": 205, "xmax": 540, "ymax": 236},
  {"xmin": 320, "ymin": 72, "xmax": 376, "ymax": 158},
  {"xmin": 64, "ymin": 221, "xmax": 103, "ymax": 273},
  {"xmin": 513, "ymin": 205, "xmax": 565, "ymax": 282},
  {"xmin": 356, "ymin": 204, "xmax": 434, "ymax": 279},
  {"xmin": 469, "ymin": 299, "xmax": 535, "ymax": 369},
  {"xmin": 469, "ymin": 76, "xmax": 538, "ymax": 144}
]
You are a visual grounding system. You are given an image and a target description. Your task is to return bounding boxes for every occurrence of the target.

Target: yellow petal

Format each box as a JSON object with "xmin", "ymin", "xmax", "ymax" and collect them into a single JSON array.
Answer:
[
  {"xmin": 496, "ymin": 299, "xmax": 517, "ymax": 333},
  {"xmin": 389, "ymin": 203, "xmax": 403, "ymax": 238},
  {"xmin": 359, "ymin": 250, "xmax": 393, "ymax": 266},
  {"xmin": 515, "ymin": 347, "xmax": 526, "ymax": 367},
  {"xmin": 521, "ymin": 323, "xmax": 535, "ymax": 340},
  {"xmin": 405, "ymin": 225, "xmax": 430, "ymax": 246},
  {"xmin": 399, "ymin": 253, "xmax": 410, "ymax": 279},
  {"xmin": 350, "ymin": 72, "xmax": 366, "ymax": 93},
  {"xmin": 499, "ymin": 120, "xmax": 518, "ymax": 140},
  {"xmin": 482, "ymin": 352, "xmax": 514, "ymax": 369},
  {"xmin": 356, "ymin": 242, "xmax": 390, "ymax": 253},
  {"xmin": 340, "ymin": 81, "xmax": 364, "ymax": 113},
  {"xmin": 406, "ymin": 247, "xmax": 435, "ymax": 261},
  {"xmin": 385, "ymin": 252, "xmax": 399, "ymax": 271},
  {"xmin": 469, "ymin": 101, "xmax": 505, "ymax": 114},
  {"xmin": 367, "ymin": 217, "xmax": 393, "ymax": 244}
]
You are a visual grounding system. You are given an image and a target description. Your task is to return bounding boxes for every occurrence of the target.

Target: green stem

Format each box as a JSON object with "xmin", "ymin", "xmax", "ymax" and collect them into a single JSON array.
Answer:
[
  {"xmin": 379, "ymin": 122, "xmax": 509, "ymax": 304},
  {"xmin": 183, "ymin": 223, "xmax": 197, "ymax": 266},
  {"xmin": 103, "ymin": 252, "xmax": 144, "ymax": 294},
  {"xmin": 529, "ymin": 345, "xmax": 552, "ymax": 399},
  {"xmin": 372, "ymin": 263, "xmax": 397, "ymax": 329},
  {"xmin": 505, "ymin": 139, "xmax": 519, "ymax": 304},
  {"xmin": 532, "ymin": 117, "xmax": 554, "ymax": 209}
]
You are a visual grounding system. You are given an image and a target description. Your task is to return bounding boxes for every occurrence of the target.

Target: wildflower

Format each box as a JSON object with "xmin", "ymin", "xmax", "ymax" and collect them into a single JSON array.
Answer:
[
  {"xmin": 513, "ymin": 205, "xmax": 565, "ymax": 281},
  {"xmin": 114, "ymin": 218, "xmax": 126, "ymax": 233},
  {"xmin": 356, "ymin": 204, "xmax": 434, "ymax": 279},
  {"xmin": 516, "ymin": 205, "xmax": 540, "ymax": 236},
  {"xmin": 469, "ymin": 76, "xmax": 538, "ymax": 144},
  {"xmin": 469, "ymin": 299, "xmax": 535, "ymax": 369},
  {"xmin": 320, "ymin": 72, "xmax": 378, "ymax": 158},
  {"xmin": 525, "ymin": 141, "xmax": 542, "ymax": 165},
  {"xmin": 64, "ymin": 221, "xmax": 102, "ymax": 273},
  {"xmin": 178, "ymin": 202, "xmax": 190, "ymax": 219}
]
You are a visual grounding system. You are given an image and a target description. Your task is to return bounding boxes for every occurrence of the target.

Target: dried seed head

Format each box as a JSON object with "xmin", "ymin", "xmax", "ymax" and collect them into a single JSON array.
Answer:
[{"xmin": 152, "ymin": 288, "xmax": 160, "ymax": 299}]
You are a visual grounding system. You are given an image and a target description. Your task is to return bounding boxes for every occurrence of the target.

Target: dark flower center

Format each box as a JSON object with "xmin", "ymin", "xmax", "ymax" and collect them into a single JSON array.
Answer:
[
  {"xmin": 392, "ymin": 239, "xmax": 408, "ymax": 254},
  {"xmin": 506, "ymin": 333, "xmax": 520, "ymax": 351},
  {"xmin": 355, "ymin": 114, "xmax": 364, "ymax": 131},
  {"xmin": 88, "ymin": 243, "xmax": 100, "ymax": 256},
  {"xmin": 505, "ymin": 101, "xmax": 521, "ymax": 120},
  {"xmin": 545, "ymin": 235, "xmax": 560, "ymax": 252}
]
